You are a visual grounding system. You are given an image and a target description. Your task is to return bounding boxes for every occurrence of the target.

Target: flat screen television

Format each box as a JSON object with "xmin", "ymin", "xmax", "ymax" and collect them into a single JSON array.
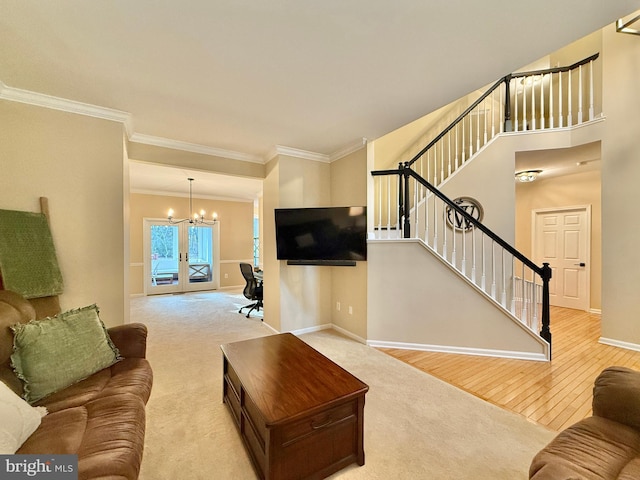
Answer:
[{"xmin": 274, "ymin": 206, "xmax": 367, "ymax": 266}]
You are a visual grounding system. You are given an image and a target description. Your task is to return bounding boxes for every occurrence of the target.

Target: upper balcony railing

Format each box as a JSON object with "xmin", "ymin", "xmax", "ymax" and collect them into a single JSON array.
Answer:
[
  {"xmin": 368, "ymin": 55, "xmax": 600, "ymax": 356},
  {"xmin": 377, "ymin": 54, "xmax": 600, "ymax": 191}
]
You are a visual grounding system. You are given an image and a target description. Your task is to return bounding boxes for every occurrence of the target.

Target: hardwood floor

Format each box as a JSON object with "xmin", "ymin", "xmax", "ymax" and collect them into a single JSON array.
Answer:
[{"xmin": 379, "ymin": 306, "xmax": 640, "ymax": 432}]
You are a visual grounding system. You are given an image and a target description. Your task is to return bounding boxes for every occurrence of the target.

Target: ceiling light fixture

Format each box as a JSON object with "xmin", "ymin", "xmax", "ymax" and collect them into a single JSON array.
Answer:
[
  {"xmin": 515, "ymin": 170, "xmax": 543, "ymax": 183},
  {"xmin": 167, "ymin": 178, "xmax": 218, "ymax": 225}
]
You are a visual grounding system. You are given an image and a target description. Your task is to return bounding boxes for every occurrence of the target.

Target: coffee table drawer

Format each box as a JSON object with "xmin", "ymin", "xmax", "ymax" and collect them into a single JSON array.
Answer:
[
  {"xmin": 281, "ymin": 401, "xmax": 356, "ymax": 446},
  {"xmin": 224, "ymin": 382, "xmax": 241, "ymax": 427},
  {"xmin": 244, "ymin": 393, "xmax": 267, "ymax": 448},
  {"xmin": 225, "ymin": 361, "xmax": 242, "ymax": 396}
]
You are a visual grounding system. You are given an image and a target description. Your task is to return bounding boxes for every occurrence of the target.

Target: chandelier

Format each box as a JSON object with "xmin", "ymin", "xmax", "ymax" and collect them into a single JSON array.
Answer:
[{"xmin": 167, "ymin": 178, "xmax": 219, "ymax": 225}]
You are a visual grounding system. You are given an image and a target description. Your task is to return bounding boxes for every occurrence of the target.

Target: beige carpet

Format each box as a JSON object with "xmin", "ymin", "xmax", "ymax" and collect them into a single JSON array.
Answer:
[{"xmin": 134, "ymin": 290, "xmax": 555, "ymax": 480}]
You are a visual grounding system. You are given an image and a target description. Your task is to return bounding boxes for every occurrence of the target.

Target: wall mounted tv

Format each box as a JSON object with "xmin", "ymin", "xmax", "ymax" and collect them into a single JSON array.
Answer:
[{"xmin": 274, "ymin": 206, "xmax": 367, "ymax": 266}]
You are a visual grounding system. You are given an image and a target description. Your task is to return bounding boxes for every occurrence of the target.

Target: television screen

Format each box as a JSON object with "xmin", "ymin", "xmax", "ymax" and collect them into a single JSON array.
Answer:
[{"xmin": 274, "ymin": 207, "xmax": 367, "ymax": 264}]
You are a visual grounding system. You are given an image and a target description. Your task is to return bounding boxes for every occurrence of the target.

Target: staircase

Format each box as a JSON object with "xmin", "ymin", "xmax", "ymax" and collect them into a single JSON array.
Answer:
[{"xmin": 369, "ymin": 54, "xmax": 600, "ymax": 361}]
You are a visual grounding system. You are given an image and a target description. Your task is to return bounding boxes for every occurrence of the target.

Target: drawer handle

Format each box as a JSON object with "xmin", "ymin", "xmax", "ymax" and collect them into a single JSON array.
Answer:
[{"xmin": 311, "ymin": 418, "xmax": 333, "ymax": 430}]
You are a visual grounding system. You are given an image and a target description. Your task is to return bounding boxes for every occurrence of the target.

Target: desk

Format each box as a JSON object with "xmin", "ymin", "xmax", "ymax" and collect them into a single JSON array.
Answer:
[{"xmin": 221, "ymin": 333, "xmax": 368, "ymax": 480}]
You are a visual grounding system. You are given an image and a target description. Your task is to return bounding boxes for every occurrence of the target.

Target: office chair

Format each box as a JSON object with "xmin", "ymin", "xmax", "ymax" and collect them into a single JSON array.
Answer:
[{"xmin": 239, "ymin": 263, "xmax": 263, "ymax": 318}]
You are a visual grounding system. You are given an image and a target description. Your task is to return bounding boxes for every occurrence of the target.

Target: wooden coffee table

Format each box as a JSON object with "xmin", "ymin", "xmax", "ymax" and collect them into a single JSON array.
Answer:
[{"xmin": 221, "ymin": 333, "xmax": 369, "ymax": 480}]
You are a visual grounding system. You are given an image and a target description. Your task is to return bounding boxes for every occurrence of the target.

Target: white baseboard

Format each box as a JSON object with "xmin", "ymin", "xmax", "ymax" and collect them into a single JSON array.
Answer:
[
  {"xmin": 590, "ymin": 308, "xmax": 602, "ymax": 314},
  {"xmin": 331, "ymin": 324, "xmax": 367, "ymax": 344},
  {"xmin": 366, "ymin": 339, "xmax": 549, "ymax": 362},
  {"xmin": 262, "ymin": 322, "xmax": 279, "ymax": 334},
  {"xmin": 599, "ymin": 337, "xmax": 640, "ymax": 353},
  {"xmin": 290, "ymin": 323, "xmax": 333, "ymax": 336}
]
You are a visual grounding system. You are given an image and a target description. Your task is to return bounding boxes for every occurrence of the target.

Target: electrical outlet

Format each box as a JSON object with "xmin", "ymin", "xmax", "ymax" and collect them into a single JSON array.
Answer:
[
  {"xmin": 348, "ymin": 306, "xmax": 353, "ymax": 315},
  {"xmin": 224, "ymin": 273, "xmax": 228, "ymax": 279},
  {"xmin": 336, "ymin": 302, "xmax": 341, "ymax": 311}
]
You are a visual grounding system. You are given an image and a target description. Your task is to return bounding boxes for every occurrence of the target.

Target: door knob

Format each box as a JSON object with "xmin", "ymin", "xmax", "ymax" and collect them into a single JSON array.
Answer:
[{"xmin": 574, "ymin": 262, "xmax": 586, "ymax": 267}]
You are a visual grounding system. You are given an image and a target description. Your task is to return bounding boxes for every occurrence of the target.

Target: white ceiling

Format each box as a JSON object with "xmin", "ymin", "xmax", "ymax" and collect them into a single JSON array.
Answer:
[{"xmin": 2, "ymin": 1, "xmax": 638, "ymax": 198}]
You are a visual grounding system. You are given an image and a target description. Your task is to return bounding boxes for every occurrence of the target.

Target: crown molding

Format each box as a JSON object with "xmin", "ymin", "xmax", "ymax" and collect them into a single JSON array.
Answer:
[
  {"xmin": 0, "ymin": 81, "xmax": 363, "ymax": 165},
  {"xmin": 267, "ymin": 145, "xmax": 331, "ymax": 163},
  {"xmin": 329, "ymin": 137, "xmax": 368, "ymax": 161},
  {"xmin": 129, "ymin": 133, "xmax": 263, "ymax": 164},
  {"xmin": 0, "ymin": 81, "xmax": 134, "ymax": 136}
]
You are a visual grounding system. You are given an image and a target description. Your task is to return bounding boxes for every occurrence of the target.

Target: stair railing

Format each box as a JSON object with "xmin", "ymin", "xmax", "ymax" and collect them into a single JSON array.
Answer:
[
  {"xmin": 370, "ymin": 54, "xmax": 600, "ymax": 354},
  {"xmin": 384, "ymin": 54, "xmax": 600, "ymax": 189},
  {"xmin": 371, "ymin": 164, "xmax": 553, "ymax": 350}
]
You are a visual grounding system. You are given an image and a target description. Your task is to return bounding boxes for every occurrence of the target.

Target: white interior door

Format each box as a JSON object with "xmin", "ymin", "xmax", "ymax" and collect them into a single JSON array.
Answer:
[
  {"xmin": 533, "ymin": 206, "xmax": 590, "ymax": 311},
  {"xmin": 144, "ymin": 219, "xmax": 219, "ymax": 295}
]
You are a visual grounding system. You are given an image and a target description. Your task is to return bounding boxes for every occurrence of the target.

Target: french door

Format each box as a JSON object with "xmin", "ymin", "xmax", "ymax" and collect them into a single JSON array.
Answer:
[{"xmin": 143, "ymin": 219, "xmax": 220, "ymax": 295}]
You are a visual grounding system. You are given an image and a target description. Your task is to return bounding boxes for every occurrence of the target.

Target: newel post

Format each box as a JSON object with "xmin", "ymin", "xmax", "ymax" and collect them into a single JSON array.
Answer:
[
  {"xmin": 402, "ymin": 162, "xmax": 411, "ymax": 238},
  {"xmin": 540, "ymin": 262, "xmax": 552, "ymax": 356},
  {"xmin": 504, "ymin": 75, "xmax": 513, "ymax": 132}
]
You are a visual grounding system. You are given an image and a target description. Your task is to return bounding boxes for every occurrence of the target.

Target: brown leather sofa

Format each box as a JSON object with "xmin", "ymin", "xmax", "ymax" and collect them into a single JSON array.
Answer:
[
  {"xmin": 530, "ymin": 366, "xmax": 640, "ymax": 480},
  {"xmin": 0, "ymin": 290, "xmax": 153, "ymax": 480}
]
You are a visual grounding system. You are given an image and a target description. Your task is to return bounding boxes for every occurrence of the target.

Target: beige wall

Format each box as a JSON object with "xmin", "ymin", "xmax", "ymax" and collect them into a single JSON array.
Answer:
[
  {"xmin": 262, "ymin": 158, "xmax": 282, "ymax": 331},
  {"xmin": 330, "ymin": 147, "xmax": 368, "ymax": 340},
  {"xmin": 129, "ymin": 193, "xmax": 254, "ymax": 294},
  {"xmin": 127, "ymin": 142, "xmax": 265, "ymax": 179},
  {"xmin": 0, "ymin": 101, "xmax": 127, "ymax": 327},
  {"xmin": 276, "ymin": 155, "xmax": 332, "ymax": 333},
  {"xmin": 515, "ymin": 168, "xmax": 602, "ymax": 310},
  {"xmin": 601, "ymin": 16, "xmax": 640, "ymax": 346},
  {"xmin": 367, "ymin": 241, "xmax": 548, "ymax": 359},
  {"xmin": 262, "ymin": 148, "xmax": 368, "ymax": 339}
]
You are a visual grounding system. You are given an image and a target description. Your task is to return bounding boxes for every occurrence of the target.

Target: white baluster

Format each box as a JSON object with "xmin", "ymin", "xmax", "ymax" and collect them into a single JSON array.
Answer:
[
  {"xmin": 468, "ymin": 115, "xmax": 473, "ymax": 156},
  {"xmin": 531, "ymin": 77, "xmax": 536, "ymax": 130},
  {"xmin": 414, "ymin": 178, "xmax": 419, "ymax": 240},
  {"xmin": 386, "ymin": 176, "xmax": 391, "ymax": 239},
  {"xmin": 523, "ymin": 77, "xmax": 528, "ymax": 131},
  {"xmin": 433, "ymin": 144, "xmax": 438, "ymax": 185},
  {"xmin": 549, "ymin": 71, "xmax": 554, "ymax": 128},
  {"xmin": 455, "ymin": 123, "xmax": 459, "ymax": 170},
  {"xmin": 442, "ymin": 201, "xmax": 447, "ymax": 261},
  {"xmin": 447, "ymin": 132, "xmax": 452, "ymax": 177},
  {"xmin": 532, "ymin": 277, "xmax": 538, "ymax": 333},
  {"xmin": 567, "ymin": 69, "xmax": 573, "ymax": 126},
  {"xmin": 589, "ymin": 60, "xmax": 594, "ymax": 120},
  {"xmin": 491, "ymin": 91, "xmax": 496, "ymax": 138},
  {"xmin": 501, "ymin": 250, "xmax": 507, "ymax": 308},
  {"xmin": 461, "ymin": 224, "xmax": 466, "ymax": 276},
  {"xmin": 451, "ymin": 208, "xmax": 456, "ymax": 268},
  {"xmin": 424, "ymin": 187, "xmax": 429, "ymax": 243},
  {"xmin": 476, "ymin": 104, "xmax": 480, "ymax": 152},
  {"xmin": 481, "ymin": 235, "xmax": 486, "ymax": 290},
  {"xmin": 558, "ymin": 71, "xmax": 563, "ymax": 128},
  {"xmin": 440, "ymin": 140, "xmax": 444, "ymax": 184},
  {"xmin": 514, "ymin": 78, "xmax": 519, "ymax": 131},
  {"xmin": 499, "ymin": 84, "xmax": 504, "ymax": 134},
  {"xmin": 578, "ymin": 64, "xmax": 583, "ymax": 124},
  {"xmin": 520, "ymin": 264, "xmax": 526, "ymax": 322},
  {"xmin": 483, "ymin": 97, "xmax": 488, "ymax": 145},
  {"xmin": 540, "ymin": 74, "xmax": 545, "ymax": 129},
  {"xmin": 461, "ymin": 115, "xmax": 466, "ymax": 162},
  {"xmin": 433, "ymin": 190, "xmax": 438, "ymax": 250},
  {"xmin": 471, "ymin": 227, "xmax": 476, "ymax": 284},
  {"xmin": 376, "ymin": 177, "xmax": 382, "ymax": 238},
  {"xmin": 490, "ymin": 241, "xmax": 496, "ymax": 298}
]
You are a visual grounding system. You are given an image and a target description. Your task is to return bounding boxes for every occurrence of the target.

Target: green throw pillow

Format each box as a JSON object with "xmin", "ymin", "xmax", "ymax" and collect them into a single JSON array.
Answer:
[{"xmin": 10, "ymin": 304, "xmax": 121, "ymax": 404}]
